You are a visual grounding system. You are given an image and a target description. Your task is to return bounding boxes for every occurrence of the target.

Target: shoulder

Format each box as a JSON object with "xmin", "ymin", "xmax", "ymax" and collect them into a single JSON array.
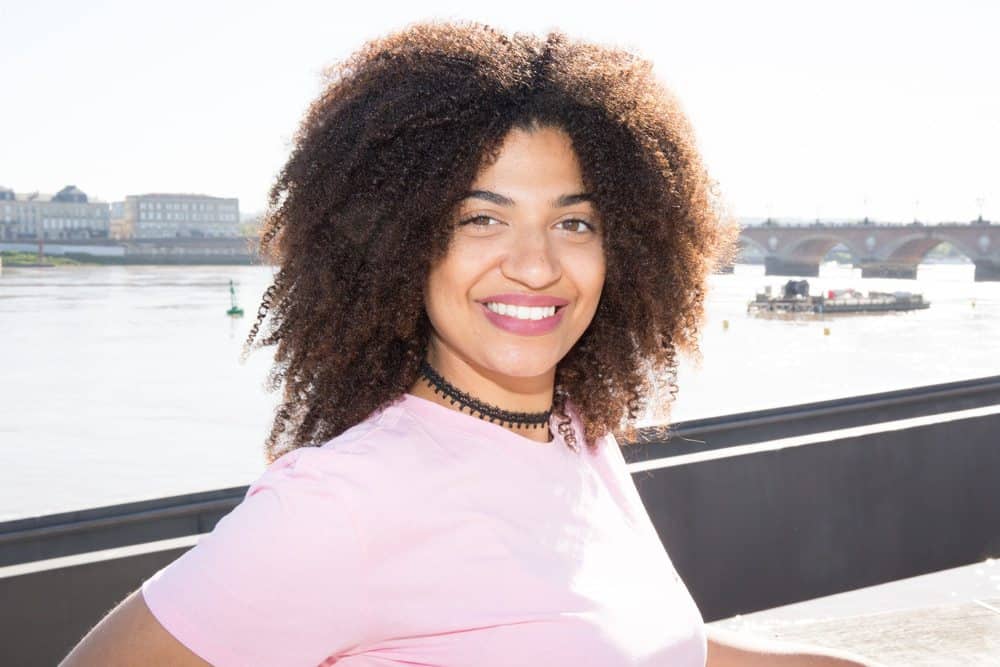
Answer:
[{"xmin": 250, "ymin": 398, "xmax": 442, "ymax": 506}]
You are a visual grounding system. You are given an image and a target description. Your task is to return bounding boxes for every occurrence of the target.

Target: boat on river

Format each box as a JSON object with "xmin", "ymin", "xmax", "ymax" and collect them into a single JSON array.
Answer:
[{"xmin": 747, "ymin": 280, "xmax": 930, "ymax": 317}]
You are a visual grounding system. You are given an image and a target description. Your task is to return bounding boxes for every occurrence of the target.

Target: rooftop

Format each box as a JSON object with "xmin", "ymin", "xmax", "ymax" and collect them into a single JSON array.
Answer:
[{"xmin": 128, "ymin": 193, "xmax": 237, "ymax": 201}]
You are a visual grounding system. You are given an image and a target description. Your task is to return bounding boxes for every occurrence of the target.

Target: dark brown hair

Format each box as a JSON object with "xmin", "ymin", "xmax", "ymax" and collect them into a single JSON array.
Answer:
[{"xmin": 243, "ymin": 20, "xmax": 737, "ymax": 462}]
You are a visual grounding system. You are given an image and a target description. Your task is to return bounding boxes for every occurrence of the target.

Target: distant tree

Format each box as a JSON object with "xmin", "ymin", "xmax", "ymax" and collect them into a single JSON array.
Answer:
[{"xmin": 238, "ymin": 215, "xmax": 264, "ymax": 238}]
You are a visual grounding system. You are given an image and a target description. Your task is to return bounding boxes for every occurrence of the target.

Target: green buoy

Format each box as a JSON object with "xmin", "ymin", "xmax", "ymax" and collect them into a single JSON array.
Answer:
[{"xmin": 227, "ymin": 279, "xmax": 244, "ymax": 317}]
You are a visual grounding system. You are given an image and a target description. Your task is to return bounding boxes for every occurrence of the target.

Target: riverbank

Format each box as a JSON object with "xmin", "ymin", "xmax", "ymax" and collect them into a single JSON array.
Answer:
[
  {"xmin": 1, "ymin": 251, "xmax": 83, "ymax": 267},
  {"xmin": 0, "ymin": 238, "xmax": 261, "ymax": 266}
]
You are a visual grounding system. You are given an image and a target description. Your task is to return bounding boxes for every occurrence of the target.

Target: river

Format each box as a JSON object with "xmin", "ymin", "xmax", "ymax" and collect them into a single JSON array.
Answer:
[{"xmin": 1, "ymin": 262, "xmax": 997, "ymax": 521}]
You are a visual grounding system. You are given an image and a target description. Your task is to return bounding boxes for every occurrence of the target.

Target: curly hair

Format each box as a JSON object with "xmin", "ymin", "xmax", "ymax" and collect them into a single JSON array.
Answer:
[{"xmin": 243, "ymin": 20, "xmax": 737, "ymax": 462}]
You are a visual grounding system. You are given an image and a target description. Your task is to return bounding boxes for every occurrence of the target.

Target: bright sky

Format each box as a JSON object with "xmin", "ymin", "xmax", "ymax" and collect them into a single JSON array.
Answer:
[{"xmin": 2, "ymin": 0, "xmax": 997, "ymax": 223}]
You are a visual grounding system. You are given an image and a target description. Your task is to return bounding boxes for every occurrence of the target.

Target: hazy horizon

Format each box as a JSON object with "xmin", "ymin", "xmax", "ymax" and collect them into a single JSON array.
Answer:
[{"xmin": 2, "ymin": 0, "xmax": 997, "ymax": 223}]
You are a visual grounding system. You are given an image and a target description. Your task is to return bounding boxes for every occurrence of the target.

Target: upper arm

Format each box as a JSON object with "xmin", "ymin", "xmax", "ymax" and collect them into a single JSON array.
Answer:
[
  {"xmin": 60, "ymin": 588, "xmax": 211, "ymax": 667},
  {"xmin": 61, "ymin": 448, "xmax": 371, "ymax": 666}
]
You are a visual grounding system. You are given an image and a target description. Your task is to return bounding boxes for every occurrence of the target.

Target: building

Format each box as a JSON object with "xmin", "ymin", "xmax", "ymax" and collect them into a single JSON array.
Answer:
[
  {"xmin": 0, "ymin": 185, "xmax": 111, "ymax": 241},
  {"xmin": 111, "ymin": 193, "xmax": 240, "ymax": 240}
]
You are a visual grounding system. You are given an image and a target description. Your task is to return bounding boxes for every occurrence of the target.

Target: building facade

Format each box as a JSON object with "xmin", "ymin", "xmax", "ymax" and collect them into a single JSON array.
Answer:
[
  {"xmin": 111, "ymin": 193, "xmax": 240, "ymax": 239},
  {"xmin": 0, "ymin": 185, "xmax": 111, "ymax": 241}
]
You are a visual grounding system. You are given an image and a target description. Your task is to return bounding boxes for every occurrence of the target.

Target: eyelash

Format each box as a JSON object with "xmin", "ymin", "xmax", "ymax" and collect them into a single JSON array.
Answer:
[{"xmin": 457, "ymin": 215, "xmax": 597, "ymax": 233}]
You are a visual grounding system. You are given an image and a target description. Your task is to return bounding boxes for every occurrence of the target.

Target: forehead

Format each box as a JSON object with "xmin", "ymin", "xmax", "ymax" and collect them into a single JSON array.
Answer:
[{"xmin": 468, "ymin": 126, "xmax": 587, "ymax": 198}]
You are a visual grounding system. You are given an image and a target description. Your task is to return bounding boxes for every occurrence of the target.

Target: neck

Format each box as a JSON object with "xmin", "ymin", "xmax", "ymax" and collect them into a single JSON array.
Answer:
[{"xmin": 408, "ymin": 344, "xmax": 555, "ymax": 444}]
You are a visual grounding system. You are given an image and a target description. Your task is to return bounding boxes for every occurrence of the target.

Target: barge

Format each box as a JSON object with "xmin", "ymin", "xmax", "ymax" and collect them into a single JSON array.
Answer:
[{"xmin": 748, "ymin": 280, "xmax": 931, "ymax": 316}]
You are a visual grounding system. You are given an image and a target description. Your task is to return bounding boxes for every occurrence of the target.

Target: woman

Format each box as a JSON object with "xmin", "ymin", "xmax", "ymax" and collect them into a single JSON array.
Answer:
[{"xmin": 63, "ymin": 21, "xmax": 876, "ymax": 666}]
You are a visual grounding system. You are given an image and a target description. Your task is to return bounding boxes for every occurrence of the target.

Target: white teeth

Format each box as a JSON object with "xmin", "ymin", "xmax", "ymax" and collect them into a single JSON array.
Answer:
[{"xmin": 485, "ymin": 302, "xmax": 558, "ymax": 320}]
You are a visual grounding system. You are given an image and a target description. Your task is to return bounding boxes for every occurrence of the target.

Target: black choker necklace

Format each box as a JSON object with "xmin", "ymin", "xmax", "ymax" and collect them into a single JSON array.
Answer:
[{"xmin": 418, "ymin": 359, "xmax": 552, "ymax": 429}]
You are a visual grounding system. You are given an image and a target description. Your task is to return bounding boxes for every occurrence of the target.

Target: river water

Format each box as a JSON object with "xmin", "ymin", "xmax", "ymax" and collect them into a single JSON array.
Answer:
[{"xmin": 2, "ymin": 262, "xmax": 998, "ymax": 521}]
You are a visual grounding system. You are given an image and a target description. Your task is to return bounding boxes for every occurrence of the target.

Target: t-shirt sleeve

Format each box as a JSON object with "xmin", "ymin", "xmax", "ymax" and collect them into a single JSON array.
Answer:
[{"xmin": 141, "ymin": 448, "xmax": 370, "ymax": 666}]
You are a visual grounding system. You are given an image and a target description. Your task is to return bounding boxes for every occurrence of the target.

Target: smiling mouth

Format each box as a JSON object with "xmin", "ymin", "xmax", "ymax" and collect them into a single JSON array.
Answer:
[{"xmin": 482, "ymin": 302, "xmax": 566, "ymax": 320}]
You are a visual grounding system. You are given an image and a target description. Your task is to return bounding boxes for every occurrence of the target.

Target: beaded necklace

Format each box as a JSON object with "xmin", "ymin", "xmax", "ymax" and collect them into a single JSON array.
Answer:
[{"xmin": 418, "ymin": 359, "xmax": 552, "ymax": 429}]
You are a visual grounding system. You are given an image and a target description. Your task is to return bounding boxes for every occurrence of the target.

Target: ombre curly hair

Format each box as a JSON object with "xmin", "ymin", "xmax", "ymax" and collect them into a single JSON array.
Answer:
[{"xmin": 243, "ymin": 20, "xmax": 737, "ymax": 462}]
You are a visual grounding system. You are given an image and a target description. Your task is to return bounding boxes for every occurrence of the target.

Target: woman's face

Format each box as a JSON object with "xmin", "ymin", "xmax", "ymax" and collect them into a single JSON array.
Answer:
[{"xmin": 423, "ymin": 125, "xmax": 606, "ymax": 390}]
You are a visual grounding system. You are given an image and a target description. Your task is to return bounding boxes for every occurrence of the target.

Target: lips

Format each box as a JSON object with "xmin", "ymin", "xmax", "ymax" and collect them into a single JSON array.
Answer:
[{"xmin": 479, "ymin": 294, "xmax": 569, "ymax": 336}]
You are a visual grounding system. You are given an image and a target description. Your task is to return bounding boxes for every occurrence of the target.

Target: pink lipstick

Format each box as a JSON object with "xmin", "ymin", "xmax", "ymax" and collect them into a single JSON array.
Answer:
[{"xmin": 476, "ymin": 294, "xmax": 569, "ymax": 336}]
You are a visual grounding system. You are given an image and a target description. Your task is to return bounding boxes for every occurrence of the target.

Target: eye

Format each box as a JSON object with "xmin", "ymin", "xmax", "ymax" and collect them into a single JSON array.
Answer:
[
  {"xmin": 457, "ymin": 214, "xmax": 504, "ymax": 228},
  {"xmin": 455, "ymin": 213, "xmax": 507, "ymax": 236},
  {"xmin": 556, "ymin": 218, "xmax": 596, "ymax": 234}
]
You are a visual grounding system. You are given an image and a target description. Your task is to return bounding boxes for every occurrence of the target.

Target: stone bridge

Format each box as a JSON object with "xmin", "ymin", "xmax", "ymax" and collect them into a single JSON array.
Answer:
[{"xmin": 739, "ymin": 220, "xmax": 1000, "ymax": 281}]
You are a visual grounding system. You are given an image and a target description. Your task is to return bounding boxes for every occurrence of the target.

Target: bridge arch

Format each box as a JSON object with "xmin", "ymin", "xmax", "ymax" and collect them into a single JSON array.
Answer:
[
  {"xmin": 881, "ymin": 234, "xmax": 978, "ymax": 264},
  {"xmin": 781, "ymin": 234, "xmax": 866, "ymax": 263},
  {"xmin": 736, "ymin": 234, "xmax": 769, "ymax": 255}
]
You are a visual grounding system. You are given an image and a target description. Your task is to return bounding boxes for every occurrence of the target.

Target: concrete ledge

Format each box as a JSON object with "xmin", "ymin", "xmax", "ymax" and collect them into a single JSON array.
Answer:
[{"xmin": 710, "ymin": 561, "xmax": 1000, "ymax": 665}]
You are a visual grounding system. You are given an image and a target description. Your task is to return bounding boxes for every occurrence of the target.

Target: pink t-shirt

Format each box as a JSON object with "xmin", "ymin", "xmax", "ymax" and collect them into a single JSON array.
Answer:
[{"xmin": 142, "ymin": 393, "xmax": 706, "ymax": 666}]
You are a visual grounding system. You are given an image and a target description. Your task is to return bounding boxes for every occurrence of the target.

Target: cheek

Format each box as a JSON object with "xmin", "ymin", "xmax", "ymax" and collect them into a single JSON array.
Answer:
[
  {"xmin": 593, "ymin": 254, "xmax": 607, "ymax": 294},
  {"xmin": 572, "ymin": 246, "xmax": 607, "ymax": 305},
  {"xmin": 424, "ymin": 244, "xmax": 495, "ymax": 315},
  {"xmin": 423, "ymin": 266, "xmax": 455, "ymax": 326}
]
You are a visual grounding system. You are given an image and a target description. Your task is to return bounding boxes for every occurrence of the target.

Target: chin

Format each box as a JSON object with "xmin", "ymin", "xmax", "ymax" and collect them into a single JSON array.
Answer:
[{"xmin": 478, "ymin": 348, "xmax": 562, "ymax": 379}]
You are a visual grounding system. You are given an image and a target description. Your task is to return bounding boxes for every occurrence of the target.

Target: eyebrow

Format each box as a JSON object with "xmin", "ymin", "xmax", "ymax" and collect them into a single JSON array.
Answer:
[{"xmin": 462, "ymin": 190, "xmax": 594, "ymax": 208}]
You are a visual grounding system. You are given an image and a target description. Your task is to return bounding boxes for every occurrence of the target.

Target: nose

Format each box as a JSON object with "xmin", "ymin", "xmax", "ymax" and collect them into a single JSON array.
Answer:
[{"xmin": 499, "ymin": 225, "xmax": 562, "ymax": 289}]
